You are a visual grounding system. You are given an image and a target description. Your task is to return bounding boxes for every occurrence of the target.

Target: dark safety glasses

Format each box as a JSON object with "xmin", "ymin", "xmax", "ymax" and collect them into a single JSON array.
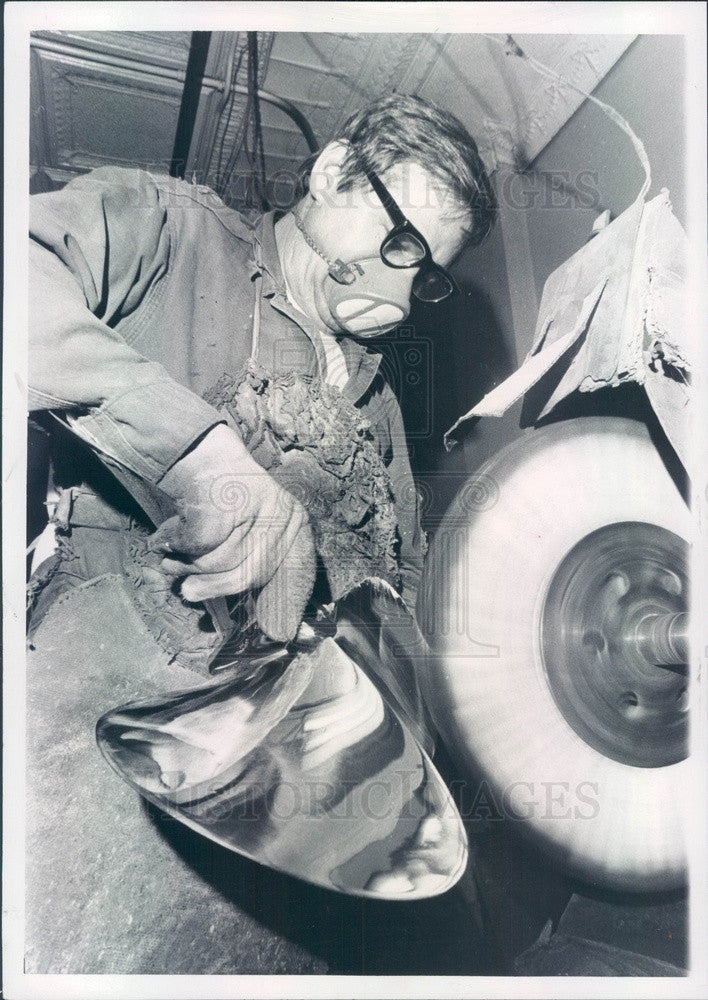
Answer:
[{"xmin": 363, "ymin": 165, "xmax": 457, "ymax": 303}]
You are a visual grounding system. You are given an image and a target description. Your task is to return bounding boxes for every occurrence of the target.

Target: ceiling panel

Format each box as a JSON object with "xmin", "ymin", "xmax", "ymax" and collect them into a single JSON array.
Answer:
[
  {"xmin": 32, "ymin": 46, "xmax": 184, "ymax": 175},
  {"xmin": 32, "ymin": 30, "xmax": 193, "ymax": 69},
  {"xmin": 265, "ymin": 32, "xmax": 444, "ymax": 140},
  {"xmin": 264, "ymin": 32, "xmax": 635, "ymax": 172},
  {"xmin": 30, "ymin": 30, "xmax": 636, "ymax": 208},
  {"xmin": 417, "ymin": 33, "xmax": 636, "ymax": 168}
]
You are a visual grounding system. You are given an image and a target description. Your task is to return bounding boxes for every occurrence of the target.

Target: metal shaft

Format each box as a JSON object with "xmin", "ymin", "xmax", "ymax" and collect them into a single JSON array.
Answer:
[{"xmin": 634, "ymin": 611, "xmax": 689, "ymax": 667}]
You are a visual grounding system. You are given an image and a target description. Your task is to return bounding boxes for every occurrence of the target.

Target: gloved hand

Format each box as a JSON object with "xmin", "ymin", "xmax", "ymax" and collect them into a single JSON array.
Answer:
[{"xmin": 152, "ymin": 423, "xmax": 316, "ymax": 641}]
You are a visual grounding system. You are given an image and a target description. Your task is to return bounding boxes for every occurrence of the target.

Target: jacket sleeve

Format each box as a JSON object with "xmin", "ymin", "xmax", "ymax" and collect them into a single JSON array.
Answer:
[{"xmin": 29, "ymin": 166, "xmax": 223, "ymax": 484}]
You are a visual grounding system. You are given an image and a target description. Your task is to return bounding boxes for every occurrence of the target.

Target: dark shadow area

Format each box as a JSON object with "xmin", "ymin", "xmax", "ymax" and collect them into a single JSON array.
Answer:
[
  {"xmin": 26, "ymin": 412, "xmax": 155, "ymax": 575},
  {"xmin": 559, "ymin": 880, "xmax": 688, "ymax": 970},
  {"xmin": 410, "ymin": 279, "xmax": 514, "ymax": 452},
  {"xmin": 27, "ymin": 418, "xmax": 52, "ymax": 547},
  {"xmin": 143, "ymin": 796, "xmax": 490, "ymax": 975},
  {"xmin": 29, "ymin": 168, "xmax": 67, "ymax": 195},
  {"xmin": 431, "ymin": 741, "xmax": 574, "ymax": 974},
  {"xmin": 432, "ymin": 738, "xmax": 688, "ymax": 975},
  {"xmin": 393, "ymin": 280, "xmax": 514, "ymax": 530}
]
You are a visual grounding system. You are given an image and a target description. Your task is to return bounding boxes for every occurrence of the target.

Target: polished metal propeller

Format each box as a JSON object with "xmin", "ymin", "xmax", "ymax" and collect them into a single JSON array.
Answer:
[{"xmin": 96, "ymin": 580, "xmax": 468, "ymax": 900}]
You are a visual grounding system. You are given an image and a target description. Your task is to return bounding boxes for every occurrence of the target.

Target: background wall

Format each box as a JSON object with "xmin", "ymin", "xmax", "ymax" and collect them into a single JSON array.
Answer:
[
  {"xmin": 415, "ymin": 35, "xmax": 687, "ymax": 532},
  {"xmin": 526, "ymin": 33, "xmax": 686, "ymax": 293}
]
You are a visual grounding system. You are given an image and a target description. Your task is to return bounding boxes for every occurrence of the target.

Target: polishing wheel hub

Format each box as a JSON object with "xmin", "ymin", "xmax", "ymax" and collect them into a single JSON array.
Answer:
[{"xmin": 541, "ymin": 521, "xmax": 689, "ymax": 768}]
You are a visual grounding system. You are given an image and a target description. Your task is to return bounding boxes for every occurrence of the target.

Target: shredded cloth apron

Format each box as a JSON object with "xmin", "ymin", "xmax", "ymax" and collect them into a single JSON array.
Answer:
[
  {"xmin": 203, "ymin": 362, "xmax": 401, "ymax": 602},
  {"xmin": 28, "ymin": 271, "xmax": 405, "ymax": 673}
]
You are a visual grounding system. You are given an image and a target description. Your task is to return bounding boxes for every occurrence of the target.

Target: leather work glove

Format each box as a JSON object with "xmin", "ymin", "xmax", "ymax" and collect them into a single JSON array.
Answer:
[{"xmin": 153, "ymin": 423, "xmax": 316, "ymax": 642}]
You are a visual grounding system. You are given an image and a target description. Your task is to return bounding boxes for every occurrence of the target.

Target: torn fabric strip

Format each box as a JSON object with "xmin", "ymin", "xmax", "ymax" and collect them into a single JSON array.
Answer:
[{"xmin": 445, "ymin": 191, "xmax": 691, "ymax": 470}]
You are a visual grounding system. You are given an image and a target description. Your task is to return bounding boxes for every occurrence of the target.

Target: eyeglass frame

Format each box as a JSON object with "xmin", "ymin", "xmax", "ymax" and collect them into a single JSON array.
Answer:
[{"xmin": 362, "ymin": 164, "xmax": 458, "ymax": 302}]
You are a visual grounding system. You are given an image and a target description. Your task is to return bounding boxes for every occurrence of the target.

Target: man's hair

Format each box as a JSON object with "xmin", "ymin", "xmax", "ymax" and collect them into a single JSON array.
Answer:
[{"xmin": 335, "ymin": 93, "xmax": 496, "ymax": 247}]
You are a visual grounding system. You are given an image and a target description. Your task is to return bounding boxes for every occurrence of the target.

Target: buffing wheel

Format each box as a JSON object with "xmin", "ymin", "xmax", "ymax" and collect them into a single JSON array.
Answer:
[{"xmin": 418, "ymin": 417, "xmax": 692, "ymax": 892}]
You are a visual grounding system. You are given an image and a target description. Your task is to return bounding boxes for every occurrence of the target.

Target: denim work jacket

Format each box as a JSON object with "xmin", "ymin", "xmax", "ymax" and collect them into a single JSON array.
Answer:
[{"xmin": 29, "ymin": 168, "xmax": 425, "ymax": 612}]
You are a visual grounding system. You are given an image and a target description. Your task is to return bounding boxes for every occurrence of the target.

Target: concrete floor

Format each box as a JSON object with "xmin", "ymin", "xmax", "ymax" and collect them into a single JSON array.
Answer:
[{"xmin": 26, "ymin": 575, "xmax": 496, "ymax": 975}]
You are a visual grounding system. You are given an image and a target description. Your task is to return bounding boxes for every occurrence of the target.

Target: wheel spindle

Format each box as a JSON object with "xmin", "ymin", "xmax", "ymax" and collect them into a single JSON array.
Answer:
[{"xmin": 633, "ymin": 611, "xmax": 689, "ymax": 669}]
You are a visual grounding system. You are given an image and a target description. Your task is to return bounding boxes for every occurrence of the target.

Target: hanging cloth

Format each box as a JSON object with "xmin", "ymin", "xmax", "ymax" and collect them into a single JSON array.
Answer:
[{"xmin": 445, "ymin": 36, "xmax": 692, "ymax": 471}]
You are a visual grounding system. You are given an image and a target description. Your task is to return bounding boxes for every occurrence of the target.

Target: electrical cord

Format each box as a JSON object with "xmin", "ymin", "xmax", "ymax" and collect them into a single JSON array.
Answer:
[
  {"xmin": 211, "ymin": 38, "xmax": 246, "ymax": 191},
  {"xmin": 248, "ymin": 32, "xmax": 269, "ymax": 210},
  {"xmin": 219, "ymin": 32, "xmax": 274, "ymax": 208}
]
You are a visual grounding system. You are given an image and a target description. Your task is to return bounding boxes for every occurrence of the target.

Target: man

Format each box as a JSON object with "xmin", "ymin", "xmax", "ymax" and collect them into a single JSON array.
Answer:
[
  {"xmin": 28, "ymin": 93, "xmax": 495, "ymax": 667},
  {"xmin": 25, "ymin": 95, "xmax": 497, "ymax": 946}
]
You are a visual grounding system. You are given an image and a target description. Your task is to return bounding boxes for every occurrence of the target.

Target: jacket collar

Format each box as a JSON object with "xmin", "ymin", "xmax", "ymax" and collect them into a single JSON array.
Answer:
[
  {"xmin": 251, "ymin": 211, "xmax": 382, "ymax": 404},
  {"xmin": 250, "ymin": 211, "xmax": 286, "ymax": 298}
]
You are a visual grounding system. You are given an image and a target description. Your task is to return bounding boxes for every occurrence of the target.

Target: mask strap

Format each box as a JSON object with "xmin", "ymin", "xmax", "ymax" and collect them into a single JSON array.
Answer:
[{"xmin": 292, "ymin": 208, "xmax": 363, "ymax": 284}]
